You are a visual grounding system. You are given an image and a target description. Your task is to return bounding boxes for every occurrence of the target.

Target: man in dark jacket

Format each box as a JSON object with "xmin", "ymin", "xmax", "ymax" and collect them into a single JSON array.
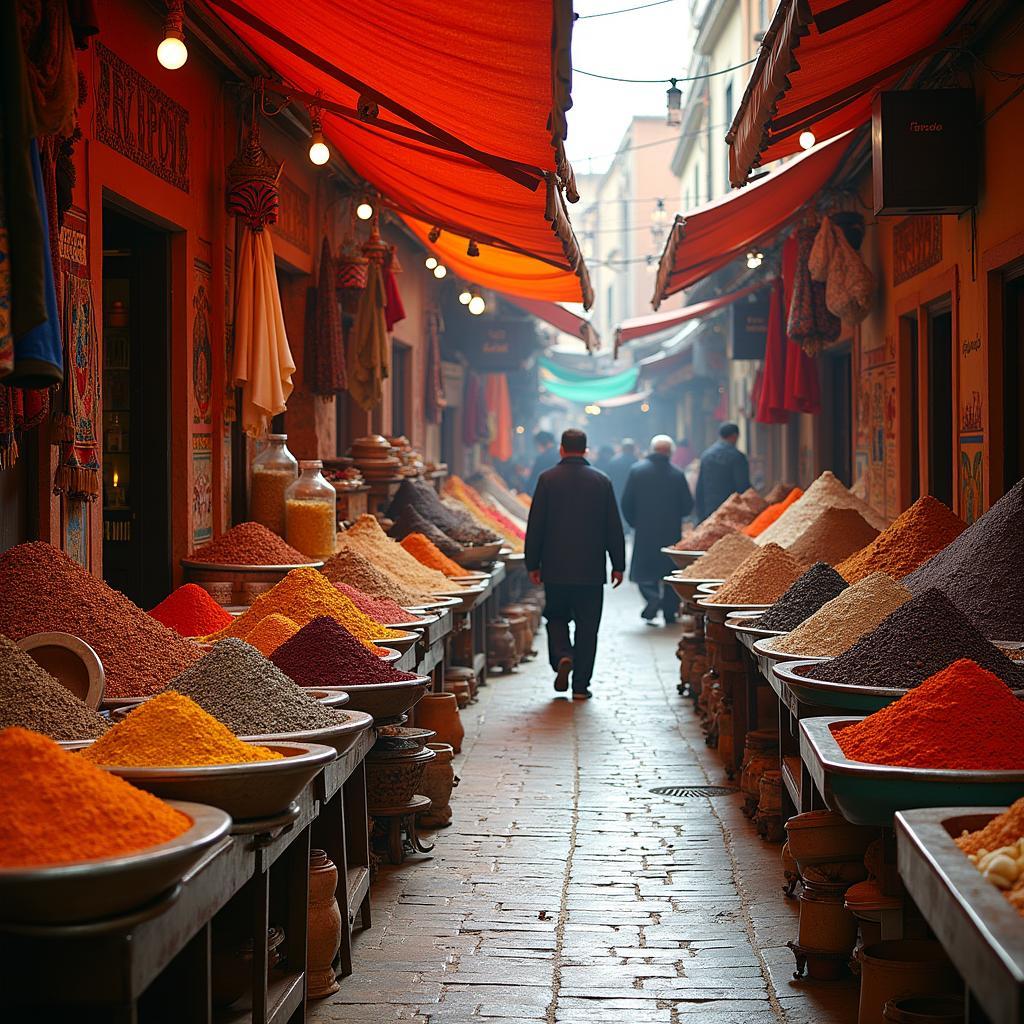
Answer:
[
  {"xmin": 605, "ymin": 438, "xmax": 638, "ymax": 504},
  {"xmin": 525, "ymin": 429, "xmax": 626, "ymax": 699},
  {"xmin": 621, "ymin": 435, "xmax": 694, "ymax": 625},
  {"xmin": 695, "ymin": 422, "xmax": 751, "ymax": 522},
  {"xmin": 526, "ymin": 430, "xmax": 559, "ymax": 495}
]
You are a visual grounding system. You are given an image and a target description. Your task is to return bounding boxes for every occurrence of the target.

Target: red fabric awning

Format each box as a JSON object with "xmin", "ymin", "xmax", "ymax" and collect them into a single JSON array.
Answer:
[
  {"xmin": 727, "ymin": 0, "xmax": 969, "ymax": 187},
  {"xmin": 502, "ymin": 295, "xmax": 598, "ymax": 350},
  {"xmin": 652, "ymin": 133, "xmax": 850, "ymax": 308},
  {"xmin": 616, "ymin": 281, "xmax": 768, "ymax": 349},
  {"xmin": 207, "ymin": 0, "xmax": 591, "ymax": 306}
]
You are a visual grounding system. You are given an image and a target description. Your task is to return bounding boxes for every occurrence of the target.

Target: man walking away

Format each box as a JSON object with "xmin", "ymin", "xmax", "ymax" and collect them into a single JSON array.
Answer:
[
  {"xmin": 525, "ymin": 429, "xmax": 625, "ymax": 699},
  {"xmin": 621, "ymin": 435, "xmax": 694, "ymax": 625},
  {"xmin": 526, "ymin": 430, "xmax": 559, "ymax": 495},
  {"xmin": 694, "ymin": 422, "xmax": 751, "ymax": 522},
  {"xmin": 606, "ymin": 438, "xmax": 639, "ymax": 505},
  {"xmin": 594, "ymin": 443, "xmax": 615, "ymax": 476}
]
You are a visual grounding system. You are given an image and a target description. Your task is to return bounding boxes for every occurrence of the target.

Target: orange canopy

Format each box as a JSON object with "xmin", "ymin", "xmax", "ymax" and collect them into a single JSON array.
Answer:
[
  {"xmin": 208, "ymin": 0, "xmax": 591, "ymax": 306},
  {"xmin": 652, "ymin": 133, "xmax": 850, "ymax": 308},
  {"xmin": 727, "ymin": 0, "xmax": 969, "ymax": 187},
  {"xmin": 501, "ymin": 295, "xmax": 599, "ymax": 351}
]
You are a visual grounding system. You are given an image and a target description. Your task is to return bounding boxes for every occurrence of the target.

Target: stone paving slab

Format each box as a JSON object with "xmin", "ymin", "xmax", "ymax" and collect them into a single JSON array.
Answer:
[{"xmin": 310, "ymin": 583, "xmax": 858, "ymax": 1024}]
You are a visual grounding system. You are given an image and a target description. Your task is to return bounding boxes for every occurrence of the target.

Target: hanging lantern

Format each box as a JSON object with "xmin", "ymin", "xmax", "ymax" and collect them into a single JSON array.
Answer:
[
  {"xmin": 335, "ymin": 237, "xmax": 369, "ymax": 300},
  {"xmin": 666, "ymin": 79, "xmax": 682, "ymax": 127},
  {"xmin": 362, "ymin": 220, "xmax": 388, "ymax": 266},
  {"xmin": 226, "ymin": 120, "xmax": 282, "ymax": 232},
  {"xmin": 386, "ymin": 244, "xmax": 403, "ymax": 274}
]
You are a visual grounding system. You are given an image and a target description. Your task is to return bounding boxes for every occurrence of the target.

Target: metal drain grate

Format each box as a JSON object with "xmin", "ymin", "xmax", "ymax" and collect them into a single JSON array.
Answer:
[{"xmin": 650, "ymin": 785, "xmax": 738, "ymax": 798}]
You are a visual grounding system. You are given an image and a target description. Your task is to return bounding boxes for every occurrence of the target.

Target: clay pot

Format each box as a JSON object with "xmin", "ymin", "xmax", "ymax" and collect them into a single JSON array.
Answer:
[
  {"xmin": 740, "ymin": 730, "xmax": 779, "ymax": 818},
  {"xmin": 444, "ymin": 678, "xmax": 471, "ymax": 709},
  {"xmin": 487, "ymin": 618, "xmax": 518, "ymax": 672},
  {"xmin": 417, "ymin": 742, "xmax": 457, "ymax": 828},
  {"xmin": 307, "ymin": 849, "xmax": 342, "ymax": 998},
  {"xmin": 415, "ymin": 692, "xmax": 464, "ymax": 753}
]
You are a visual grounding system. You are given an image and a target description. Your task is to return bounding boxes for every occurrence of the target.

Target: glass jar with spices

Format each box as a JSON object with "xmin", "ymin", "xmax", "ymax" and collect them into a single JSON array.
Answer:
[
  {"xmin": 251, "ymin": 434, "xmax": 298, "ymax": 536},
  {"xmin": 285, "ymin": 461, "xmax": 337, "ymax": 561}
]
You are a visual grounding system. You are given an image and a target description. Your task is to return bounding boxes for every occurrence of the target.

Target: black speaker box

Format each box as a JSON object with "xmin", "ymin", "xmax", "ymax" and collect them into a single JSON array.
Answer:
[{"xmin": 871, "ymin": 89, "xmax": 977, "ymax": 216}]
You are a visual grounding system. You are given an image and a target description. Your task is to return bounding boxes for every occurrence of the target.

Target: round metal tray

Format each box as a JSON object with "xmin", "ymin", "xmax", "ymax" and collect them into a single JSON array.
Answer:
[
  {"xmin": 0, "ymin": 801, "xmax": 231, "ymax": 925},
  {"xmin": 240, "ymin": 711, "xmax": 374, "ymax": 757},
  {"xmin": 751, "ymin": 635, "xmax": 828, "ymax": 686},
  {"xmin": 97, "ymin": 742, "xmax": 336, "ymax": 821},
  {"xmin": 663, "ymin": 574, "xmax": 725, "ymax": 603},
  {"xmin": 452, "ymin": 542, "xmax": 503, "ymax": 567},
  {"xmin": 696, "ymin": 596, "xmax": 771, "ymax": 624},
  {"xmin": 774, "ymin": 658, "xmax": 906, "ymax": 714},
  {"xmin": 373, "ymin": 629, "xmax": 419, "ymax": 655},
  {"xmin": 662, "ymin": 547, "xmax": 706, "ymax": 571},
  {"xmin": 180, "ymin": 559, "xmax": 323, "ymax": 573},
  {"xmin": 406, "ymin": 595, "xmax": 461, "ymax": 612},
  {"xmin": 383, "ymin": 613, "xmax": 433, "ymax": 631},
  {"xmin": 335, "ymin": 677, "xmax": 431, "ymax": 722},
  {"xmin": 305, "ymin": 688, "xmax": 350, "ymax": 707}
]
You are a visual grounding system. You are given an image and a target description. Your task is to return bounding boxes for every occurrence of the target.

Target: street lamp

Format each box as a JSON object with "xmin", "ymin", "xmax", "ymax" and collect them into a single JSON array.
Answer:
[{"xmin": 666, "ymin": 79, "xmax": 682, "ymax": 127}]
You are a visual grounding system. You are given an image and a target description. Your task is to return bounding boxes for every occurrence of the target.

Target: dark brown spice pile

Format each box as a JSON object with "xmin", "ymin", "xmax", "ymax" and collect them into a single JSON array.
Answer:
[
  {"xmin": 389, "ymin": 502, "xmax": 464, "ymax": 557},
  {"xmin": 387, "ymin": 479, "xmax": 498, "ymax": 546},
  {"xmin": 188, "ymin": 522, "xmax": 311, "ymax": 565},
  {"xmin": 0, "ymin": 542, "xmax": 201, "ymax": 698},
  {"xmin": 0, "ymin": 634, "xmax": 108, "ymax": 739},
  {"xmin": 753, "ymin": 563, "xmax": 849, "ymax": 632}
]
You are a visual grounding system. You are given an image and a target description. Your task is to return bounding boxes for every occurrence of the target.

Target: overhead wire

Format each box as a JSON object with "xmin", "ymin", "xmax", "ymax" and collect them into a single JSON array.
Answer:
[
  {"xmin": 577, "ymin": 0, "xmax": 674, "ymax": 17},
  {"xmin": 572, "ymin": 57, "xmax": 756, "ymax": 84}
]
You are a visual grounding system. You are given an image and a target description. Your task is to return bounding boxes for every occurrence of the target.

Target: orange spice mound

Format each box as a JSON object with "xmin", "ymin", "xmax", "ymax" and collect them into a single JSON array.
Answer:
[
  {"xmin": 836, "ymin": 495, "xmax": 967, "ymax": 583},
  {"xmin": 400, "ymin": 533, "xmax": 468, "ymax": 577},
  {"xmin": 957, "ymin": 796, "xmax": 1024, "ymax": 856},
  {"xmin": 0, "ymin": 727, "xmax": 192, "ymax": 868},
  {"xmin": 243, "ymin": 613, "xmax": 300, "ymax": 656},
  {"xmin": 743, "ymin": 487, "xmax": 803, "ymax": 537}
]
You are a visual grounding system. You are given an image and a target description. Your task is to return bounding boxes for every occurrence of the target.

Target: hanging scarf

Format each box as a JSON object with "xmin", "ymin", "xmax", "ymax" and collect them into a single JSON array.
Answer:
[
  {"xmin": 384, "ymin": 257, "xmax": 406, "ymax": 332},
  {"xmin": 782, "ymin": 232, "xmax": 821, "ymax": 416},
  {"xmin": 52, "ymin": 272, "xmax": 99, "ymax": 499},
  {"xmin": 19, "ymin": 0, "xmax": 78, "ymax": 137},
  {"xmin": 754, "ymin": 279, "xmax": 789, "ymax": 425},
  {"xmin": 486, "ymin": 374, "xmax": 513, "ymax": 462},
  {"xmin": 787, "ymin": 224, "xmax": 840, "ymax": 356},
  {"xmin": 307, "ymin": 236, "xmax": 346, "ymax": 397},
  {"xmin": 346, "ymin": 259, "xmax": 388, "ymax": 411},
  {"xmin": 424, "ymin": 304, "xmax": 445, "ymax": 424}
]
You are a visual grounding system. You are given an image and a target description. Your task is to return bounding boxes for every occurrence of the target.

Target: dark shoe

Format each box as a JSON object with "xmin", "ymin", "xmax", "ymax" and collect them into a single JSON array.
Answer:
[
  {"xmin": 572, "ymin": 688, "xmax": 593, "ymax": 700},
  {"xmin": 554, "ymin": 657, "xmax": 572, "ymax": 692},
  {"xmin": 640, "ymin": 603, "xmax": 658, "ymax": 621},
  {"xmin": 644, "ymin": 619, "xmax": 660, "ymax": 628},
  {"xmin": 664, "ymin": 615, "xmax": 678, "ymax": 625}
]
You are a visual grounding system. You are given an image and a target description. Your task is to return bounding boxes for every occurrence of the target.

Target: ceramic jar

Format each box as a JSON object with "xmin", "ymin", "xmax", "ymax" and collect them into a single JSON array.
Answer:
[
  {"xmin": 307, "ymin": 849, "xmax": 342, "ymax": 998},
  {"xmin": 415, "ymin": 692, "xmax": 464, "ymax": 753},
  {"xmin": 417, "ymin": 742, "xmax": 457, "ymax": 828}
]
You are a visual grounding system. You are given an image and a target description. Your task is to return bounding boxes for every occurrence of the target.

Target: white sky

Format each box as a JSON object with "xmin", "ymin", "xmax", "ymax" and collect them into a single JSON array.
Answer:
[{"xmin": 565, "ymin": 0, "xmax": 693, "ymax": 177}]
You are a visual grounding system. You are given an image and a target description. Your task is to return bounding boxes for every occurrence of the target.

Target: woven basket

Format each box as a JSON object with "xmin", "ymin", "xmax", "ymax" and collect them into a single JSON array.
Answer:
[{"xmin": 367, "ymin": 747, "xmax": 435, "ymax": 806}]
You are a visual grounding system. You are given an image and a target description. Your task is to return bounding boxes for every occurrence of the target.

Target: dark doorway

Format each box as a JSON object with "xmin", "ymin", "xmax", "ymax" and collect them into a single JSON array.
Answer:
[
  {"xmin": 901, "ymin": 314, "xmax": 921, "ymax": 503},
  {"xmin": 1003, "ymin": 270, "xmax": 1024, "ymax": 493},
  {"xmin": 926, "ymin": 303, "xmax": 954, "ymax": 508},
  {"xmin": 101, "ymin": 207, "xmax": 171, "ymax": 608},
  {"xmin": 823, "ymin": 347, "xmax": 852, "ymax": 486},
  {"xmin": 391, "ymin": 341, "xmax": 411, "ymax": 438}
]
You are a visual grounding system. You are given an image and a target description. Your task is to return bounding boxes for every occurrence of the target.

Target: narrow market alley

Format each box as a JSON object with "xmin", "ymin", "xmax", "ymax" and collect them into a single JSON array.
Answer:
[{"xmin": 314, "ymin": 583, "xmax": 857, "ymax": 1024}]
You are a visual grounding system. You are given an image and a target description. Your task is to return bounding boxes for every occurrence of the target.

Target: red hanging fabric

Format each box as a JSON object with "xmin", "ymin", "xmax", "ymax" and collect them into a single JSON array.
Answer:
[
  {"xmin": 782, "ymin": 233, "xmax": 821, "ymax": 415},
  {"xmin": 755, "ymin": 278, "xmax": 788, "ymax": 424},
  {"xmin": 383, "ymin": 255, "xmax": 406, "ymax": 333}
]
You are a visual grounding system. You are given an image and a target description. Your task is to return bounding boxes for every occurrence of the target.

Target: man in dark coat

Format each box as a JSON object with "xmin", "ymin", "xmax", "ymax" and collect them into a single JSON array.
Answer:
[
  {"xmin": 695, "ymin": 422, "xmax": 751, "ymax": 522},
  {"xmin": 525, "ymin": 429, "xmax": 626, "ymax": 699},
  {"xmin": 526, "ymin": 430, "xmax": 559, "ymax": 495},
  {"xmin": 606, "ymin": 438, "xmax": 638, "ymax": 504},
  {"xmin": 621, "ymin": 434, "xmax": 694, "ymax": 625}
]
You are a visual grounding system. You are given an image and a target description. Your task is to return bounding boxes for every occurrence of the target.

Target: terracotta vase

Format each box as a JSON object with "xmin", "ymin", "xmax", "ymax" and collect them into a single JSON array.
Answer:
[
  {"xmin": 307, "ymin": 849, "xmax": 342, "ymax": 998},
  {"xmin": 417, "ymin": 742, "xmax": 457, "ymax": 828},
  {"xmin": 416, "ymin": 693, "xmax": 464, "ymax": 753}
]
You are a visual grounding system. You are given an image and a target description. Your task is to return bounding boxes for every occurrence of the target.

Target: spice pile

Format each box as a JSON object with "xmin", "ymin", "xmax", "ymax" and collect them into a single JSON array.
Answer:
[
  {"xmin": 400, "ymin": 533, "xmax": 468, "ymax": 577},
  {"xmin": 743, "ymin": 487, "xmax": 803, "ymax": 537},
  {"xmin": 339, "ymin": 515, "xmax": 451, "ymax": 592},
  {"xmin": 334, "ymin": 583, "xmax": 423, "ymax": 625},
  {"xmin": 904, "ymin": 480, "xmax": 1024, "ymax": 638},
  {"xmin": 957, "ymin": 798, "xmax": 1024, "ymax": 917},
  {"xmin": 272, "ymin": 616, "xmax": 422, "ymax": 686},
  {"xmin": 836, "ymin": 495, "xmax": 966, "ymax": 583},
  {"xmin": 208, "ymin": 568, "xmax": 398, "ymax": 651},
  {"xmin": 835, "ymin": 659, "xmax": 1024, "ymax": 769},
  {"xmin": 387, "ymin": 479, "xmax": 498, "ymax": 547},
  {"xmin": 243, "ymin": 613, "xmax": 300, "ymax": 656},
  {"xmin": 786, "ymin": 507, "xmax": 879, "ymax": 567},
  {"xmin": 0, "ymin": 727, "xmax": 191, "ymax": 868},
  {"xmin": 753, "ymin": 563, "xmax": 849, "ymax": 633},
  {"xmin": 149, "ymin": 583, "xmax": 233, "ymax": 637},
  {"xmin": 389, "ymin": 502, "xmax": 464, "ymax": 557},
  {"xmin": 959, "ymin": 800, "xmax": 1024, "ymax": 857},
  {"xmin": 321, "ymin": 546, "xmax": 424, "ymax": 607},
  {"xmin": 765, "ymin": 482, "xmax": 796, "ymax": 504},
  {"xmin": 706, "ymin": 544, "xmax": 805, "ymax": 605},
  {"xmin": 188, "ymin": 522, "xmax": 311, "ymax": 565},
  {"xmin": 445, "ymin": 475, "xmax": 525, "ymax": 548},
  {"xmin": 741, "ymin": 488, "xmax": 769, "ymax": 516},
  {"xmin": 82, "ymin": 692, "xmax": 281, "ymax": 766},
  {"xmin": 171, "ymin": 639, "xmax": 352, "ymax": 735},
  {"xmin": 680, "ymin": 532, "xmax": 757, "ymax": 579},
  {"xmin": 0, "ymin": 542, "xmax": 201, "ymax": 698},
  {"xmin": 814, "ymin": 588, "xmax": 1024, "ymax": 691},
  {"xmin": 678, "ymin": 493, "xmax": 762, "ymax": 551},
  {"xmin": 756, "ymin": 472, "xmax": 888, "ymax": 548},
  {"xmin": 770, "ymin": 572, "xmax": 912, "ymax": 657},
  {"xmin": 0, "ymin": 634, "xmax": 108, "ymax": 740}
]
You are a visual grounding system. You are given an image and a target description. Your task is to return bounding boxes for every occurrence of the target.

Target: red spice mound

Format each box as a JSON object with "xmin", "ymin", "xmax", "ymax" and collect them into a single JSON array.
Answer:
[
  {"xmin": 271, "ymin": 615, "xmax": 420, "ymax": 686},
  {"xmin": 0, "ymin": 542, "xmax": 201, "ymax": 698},
  {"xmin": 188, "ymin": 522, "xmax": 311, "ymax": 566},
  {"xmin": 836, "ymin": 495, "xmax": 966, "ymax": 583},
  {"xmin": 743, "ymin": 487, "xmax": 803, "ymax": 537},
  {"xmin": 835, "ymin": 659, "xmax": 1024, "ymax": 770},
  {"xmin": 334, "ymin": 583, "xmax": 423, "ymax": 625},
  {"xmin": 149, "ymin": 583, "xmax": 233, "ymax": 637}
]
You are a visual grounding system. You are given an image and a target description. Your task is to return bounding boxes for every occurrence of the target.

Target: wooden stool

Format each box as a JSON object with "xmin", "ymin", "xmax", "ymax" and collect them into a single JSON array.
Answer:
[{"xmin": 370, "ymin": 796, "xmax": 434, "ymax": 864}]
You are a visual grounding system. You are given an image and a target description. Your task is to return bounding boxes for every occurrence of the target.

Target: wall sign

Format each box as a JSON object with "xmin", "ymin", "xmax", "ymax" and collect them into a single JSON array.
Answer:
[
  {"xmin": 95, "ymin": 43, "xmax": 190, "ymax": 192},
  {"xmin": 892, "ymin": 215, "xmax": 941, "ymax": 285},
  {"xmin": 276, "ymin": 176, "xmax": 311, "ymax": 252}
]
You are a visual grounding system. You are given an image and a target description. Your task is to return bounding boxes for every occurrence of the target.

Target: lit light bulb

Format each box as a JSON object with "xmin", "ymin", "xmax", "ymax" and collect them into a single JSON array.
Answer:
[
  {"xmin": 799, "ymin": 130, "xmax": 816, "ymax": 150},
  {"xmin": 515, "ymin": 425, "xmax": 525, "ymax": 435},
  {"xmin": 468, "ymin": 295, "xmax": 485, "ymax": 315},
  {"xmin": 113, "ymin": 469, "xmax": 119, "ymax": 487},
  {"xmin": 433, "ymin": 264, "xmax": 447, "ymax": 279},
  {"xmin": 308, "ymin": 130, "xmax": 330, "ymax": 166},
  {"xmin": 356, "ymin": 202, "xmax": 374, "ymax": 221},
  {"xmin": 746, "ymin": 251, "xmax": 763, "ymax": 270},
  {"xmin": 157, "ymin": 33, "xmax": 188, "ymax": 69},
  {"xmin": 640, "ymin": 402, "xmax": 650, "ymax": 413},
  {"xmin": 458, "ymin": 290, "xmax": 472, "ymax": 305},
  {"xmin": 425, "ymin": 256, "xmax": 438, "ymax": 270}
]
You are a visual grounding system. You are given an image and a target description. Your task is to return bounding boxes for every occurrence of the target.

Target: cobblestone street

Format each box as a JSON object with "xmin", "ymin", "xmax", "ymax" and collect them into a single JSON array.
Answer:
[{"xmin": 312, "ymin": 583, "xmax": 859, "ymax": 1024}]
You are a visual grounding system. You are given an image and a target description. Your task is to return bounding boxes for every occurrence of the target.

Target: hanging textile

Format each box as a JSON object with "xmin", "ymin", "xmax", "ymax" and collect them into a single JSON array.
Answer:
[
  {"xmin": 787, "ymin": 224, "xmax": 840, "ymax": 355},
  {"xmin": 20, "ymin": 0, "xmax": 78, "ymax": 137},
  {"xmin": 782, "ymin": 232, "xmax": 822, "ymax": 416},
  {"xmin": 347, "ymin": 257, "xmax": 388, "ymax": 411},
  {"xmin": 67, "ymin": 0, "xmax": 100, "ymax": 48},
  {"xmin": 486, "ymin": 374, "xmax": 513, "ymax": 462},
  {"xmin": 0, "ymin": 382, "xmax": 48, "ymax": 469},
  {"xmin": 539, "ymin": 365, "xmax": 639, "ymax": 403},
  {"xmin": 462, "ymin": 371, "xmax": 488, "ymax": 446},
  {"xmin": 383, "ymin": 245, "xmax": 406, "ymax": 333},
  {"xmin": 808, "ymin": 215, "xmax": 875, "ymax": 324},
  {"xmin": 754, "ymin": 279, "xmax": 789, "ymax": 424},
  {"xmin": 424, "ymin": 304, "xmax": 445, "ymax": 425},
  {"xmin": 52, "ymin": 273, "xmax": 100, "ymax": 499},
  {"xmin": 307, "ymin": 236, "xmax": 346, "ymax": 397}
]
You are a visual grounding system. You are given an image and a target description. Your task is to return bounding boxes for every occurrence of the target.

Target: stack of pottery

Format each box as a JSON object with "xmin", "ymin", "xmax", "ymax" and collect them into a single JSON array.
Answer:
[
  {"xmin": 417, "ymin": 742, "xmax": 457, "ymax": 828},
  {"xmin": 501, "ymin": 605, "xmax": 534, "ymax": 661},
  {"xmin": 739, "ymin": 730, "xmax": 778, "ymax": 818},
  {"xmin": 445, "ymin": 666, "xmax": 477, "ymax": 701},
  {"xmin": 348, "ymin": 435, "xmax": 401, "ymax": 481},
  {"xmin": 415, "ymin": 692, "xmax": 464, "ymax": 754},
  {"xmin": 487, "ymin": 617, "xmax": 518, "ymax": 673},
  {"xmin": 443, "ymin": 676, "xmax": 471, "ymax": 709},
  {"xmin": 755, "ymin": 769, "xmax": 784, "ymax": 843}
]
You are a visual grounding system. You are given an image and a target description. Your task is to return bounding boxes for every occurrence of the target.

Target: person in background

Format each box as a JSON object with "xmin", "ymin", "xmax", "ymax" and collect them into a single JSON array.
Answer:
[
  {"xmin": 594, "ymin": 443, "xmax": 615, "ymax": 476},
  {"xmin": 526, "ymin": 430, "xmax": 559, "ymax": 495},
  {"xmin": 621, "ymin": 435, "xmax": 693, "ymax": 625},
  {"xmin": 525, "ymin": 428, "xmax": 625, "ymax": 699},
  {"xmin": 695, "ymin": 422, "xmax": 751, "ymax": 522},
  {"xmin": 671, "ymin": 437, "xmax": 694, "ymax": 470},
  {"xmin": 606, "ymin": 438, "xmax": 638, "ymax": 504}
]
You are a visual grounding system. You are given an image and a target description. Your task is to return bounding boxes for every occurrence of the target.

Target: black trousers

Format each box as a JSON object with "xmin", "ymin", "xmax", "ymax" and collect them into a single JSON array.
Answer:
[
  {"xmin": 543, "ymin": 583, "xmax": 604, "ymax": 691},
  {"xmin": 638, "ymin": 579, "xmax": 680, "ymax": 621}
]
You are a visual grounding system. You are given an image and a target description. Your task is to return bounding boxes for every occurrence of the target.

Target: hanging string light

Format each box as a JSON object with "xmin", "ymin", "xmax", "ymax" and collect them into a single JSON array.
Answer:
[
  {"xmin": 428, "ymin": 226, "xmax": 442, "ymax": 243},
  {"xmin": 746, "ymin": 251, "xmax": 764, "ymax": 269},
  {"xmin": 425, "ymin": 256, "xmax": 438, "ymax": 270},
  {"xmin": 355, "ymin": 199, "xmax": 374, "ymax": 220},
  {"xmin": 799, "ymin": 130, "xmax": 816, "ymax": 150},
  {"xmin": 307, "ymin": 105, "xmax": 329, "ymax": 165},
  {"xmin": 157, "ymin": 0, "xmax": 188, "ymax": 69},
  {"xmin": 468, "ymin": 295, "xmax": 486, "ymax": 316},
  {"xmin": 458, "ymin": 290, "xmax": 472, "ymax": 305},
  {"xmin": 666, "ymin": 79, "xmax": 682, "ymax": 127},
  {"xmin": 640, "ymin": 402, "xmax": 651, "ymax": 413},
  {"xmin": 466, "ymin": 239, "xmax": 480, "ymax": 257},
  {"xmin": 432, "ymin": 264, "xmax": 447, "ymax": 279}
]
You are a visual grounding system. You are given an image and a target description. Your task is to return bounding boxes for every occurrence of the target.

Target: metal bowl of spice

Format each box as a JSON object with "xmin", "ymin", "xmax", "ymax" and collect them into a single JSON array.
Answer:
[
  {"xmin": 451, "ymin": 542, "xmax": 503, "ymax": 567},
  {"xmin": 306, "ymin": 688, "xmax": 350, "ymax": 708},
  {"xmin": 97, "ymin": 742, "xmax": 337, "ymax": 822},
  {"xmin": 724, "ymin": 610, "xmax": 786, "ymax": 651},
  {"xmin": 663, "ymin": 574, "xmax": 725, "ymax": 603},
  {"xmin": 337, "ymin": 676, "xmax": 431, "ymax": 722},
  {"xmin": 662, "ymin": 547, "xmax": 705, "ymax": 571},
  {"xmin": 384, "ymin": 612, "xmax": 438, "ymax": 632},
  {"xmin": 751, "ymin": 635, "xmax": 829, "ymax": 687},
  {"xmin": 0, "ymin": 800, "xmax": 231, "ymax": 926},
  {"xmin": 372, "ymin": 629, "xmax": 419, "ymax": 655},
  {"xmin": 405, "ymin": 595, "xmax": 462, "ymax": 613},
  {"xmin": 774, "ymin": 659, "xmax": 903, "ymax": 715},
  {"xmin": 241, "ymin": 709, "xmax": 374, "ymax": 758}
]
